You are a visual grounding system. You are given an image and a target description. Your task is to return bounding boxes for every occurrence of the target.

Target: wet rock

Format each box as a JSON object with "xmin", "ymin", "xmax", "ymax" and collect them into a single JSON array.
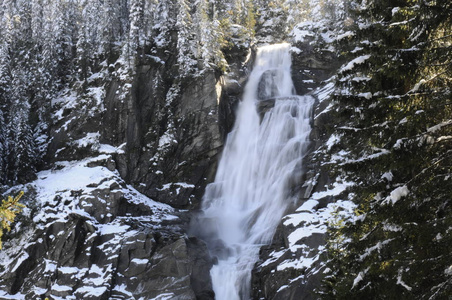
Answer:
[
  {"xmin": 258, "ymin": 70, "xmax": 280, "ymax": 100},
  {"xmin": 255, "ymin": 96, "xmax": 303, "ymax": 120},
  {"xmin": 256, "ymin": 98, "xmax": 276, "ymax": 119}
]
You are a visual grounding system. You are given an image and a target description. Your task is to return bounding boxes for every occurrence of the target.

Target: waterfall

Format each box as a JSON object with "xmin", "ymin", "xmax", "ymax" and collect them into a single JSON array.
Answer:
[{"xmin": 195, "ymin": 43, "xmax": 314, "ymax": 299}]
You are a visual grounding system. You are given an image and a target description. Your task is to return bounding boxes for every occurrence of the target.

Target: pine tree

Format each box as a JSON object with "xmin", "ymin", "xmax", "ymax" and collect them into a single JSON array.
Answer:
[
  {"xmin": 190, "ymin": 0, "xmax": 225, "ymax": 71},
  {"xmin": 100, "ymin": 0, "xmax": 123, "ymax": 59},
  {"xmin": 75, "ymin": 0, "xmax": 105, "ymax": 84},
  {"xmin": 7, "ymin": 98, "xmax": 37, "ymax": 185},
  {"xmin": 322, "ymin": 0, "xmax": 452, "ymax": 298},
  {"xmin": 176, "ymin": 0, "xmax": 198, "ymax": 78},
  {"xmin": 0, "ymin": 43, "xmax": 12, "ymax": 109},
  {"xmin": 124, "ymin": 0, "xmax": 145, "ymax": 70},
  {"xmin": 152, "ymin": 0, "xmax": 176, "ymax": 49},
  {"xmin": 0, "ymin": 110, "xmax": 7, "ymax": 184},
  {"xmin": 0, "ymin": 14, "xmax": 11, "ymax": 185}
]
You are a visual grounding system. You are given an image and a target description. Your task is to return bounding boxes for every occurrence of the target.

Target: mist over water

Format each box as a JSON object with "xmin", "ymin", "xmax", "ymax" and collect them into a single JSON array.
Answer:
[{"xmin": 195, "ymin": 43, "xmax": 314, "ymax": 299}]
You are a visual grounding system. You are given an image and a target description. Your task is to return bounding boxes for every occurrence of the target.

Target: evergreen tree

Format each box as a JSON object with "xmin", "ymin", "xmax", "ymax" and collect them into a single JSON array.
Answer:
[
  {"xmin": 191, "ymin": 0, "xmax": 226, "ymax": 71},
  {"xmin": 152, "ymin": 0, "xmax": 177, "ymax": 49},
  {"xmin": 76, "ymin": 0, "xmax": 105, "ymax": 83},
  {"xmin": 100, "ymin": 0, "xmax": 123, "ymax": 59},
  {"xmin": 7, "ymin": 99, "xmax": 37, "ymax": 184},
  {"xmin": 124, "ymin": 0, "xmax": 145, "ymax": 70},
  {"xmin": 0, "ymin": 110, "xmax": 7, "ymax": 184},
  {"xmin": 0, "ymin": 43, "xmax": 12, "ymax": 109},
  {"xmin": 322, "ymin": 0, "xmax": 452, "ymax": 298},
  {"xmin": 176, "ymin": 0, "xmax": 197, "ymax": 77}
]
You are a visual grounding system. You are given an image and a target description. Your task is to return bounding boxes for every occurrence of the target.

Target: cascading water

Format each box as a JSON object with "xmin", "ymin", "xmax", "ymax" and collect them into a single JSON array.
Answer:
[{"xmin": 195, "ymin": 43, "xmax": 314, "ymax": 299}]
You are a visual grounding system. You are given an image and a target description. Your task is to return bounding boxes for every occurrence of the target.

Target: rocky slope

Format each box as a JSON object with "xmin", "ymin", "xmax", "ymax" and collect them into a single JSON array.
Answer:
[{"xmin": 1, "ymin": 156, "xmax": 214, "ymax": 299}]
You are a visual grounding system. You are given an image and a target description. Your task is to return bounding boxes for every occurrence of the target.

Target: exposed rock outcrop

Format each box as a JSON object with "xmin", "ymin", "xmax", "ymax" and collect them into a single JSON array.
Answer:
[{"xmin": 0, "ymin": 156, "xmax": 214, "ymax": 300}]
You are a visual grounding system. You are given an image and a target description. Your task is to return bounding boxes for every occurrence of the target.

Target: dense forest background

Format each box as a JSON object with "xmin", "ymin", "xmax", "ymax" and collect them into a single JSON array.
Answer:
[
  {"xmin": 0, "ymin": 0, "xmax": 451, "ymax": 299},
  {"xmin": 0, "ymin": 0, "xmax": 343, "ymax": 185}
]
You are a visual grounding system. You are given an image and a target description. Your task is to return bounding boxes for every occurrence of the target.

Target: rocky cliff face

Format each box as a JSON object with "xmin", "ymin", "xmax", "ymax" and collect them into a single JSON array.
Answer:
[
  {"xmin": 0, "ymin": 66, "xmax": 222, "ymax": 298},
  {"xmin": 0, "ymin": 17, "xmax": 254, "ymax": 300},
  {"xmin": 0, "ymin": 1, "xmax": 352, "ymax": 299}
]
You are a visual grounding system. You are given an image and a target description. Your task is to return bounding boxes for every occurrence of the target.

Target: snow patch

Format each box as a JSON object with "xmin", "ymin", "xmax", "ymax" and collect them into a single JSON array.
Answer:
[
  {"xmin": 75, "ymin": 285, "xmax": 108, "ymax": 297},
  {"xmin": 445, "ymin": 265, "xmax": 452, "ymax": 276},
  {"xmin": 392, "ymin": 7, "xmax": 401, "ymax": 16},
  {"xmin": 73, "ymin": 132, "xmax": 100, "ymax": 149},
  {"xmin": 283, "ymin": 198, "xmax": 356, "ymax": 255},
  {"xmin": 326, "ymin": 134, "xmax": 341, "ymax": 151},
  {"xmin": 397, "ymin": 270, "xmax": 412, "ymax": 291},
  {"xmin": 150, "ymin": 293, "xmax": 176, "ymax": 300},
  {"xmin": 290, "ymin": 46, "xmax": 302, "ymax": 54},
  {"xmin": 387, "ymin": 186, "xmax": 409, "ymax": 205},
  {"xmin": 58, "ymin": 266, "xmax": 81, "ymax": 275},
  {"xmin": 52, "ymin": 284, "xmax": 72, "ymax": 292},
  {"xmin": 381, "ymin": 172, "xmax": 394, "ymax": 182},
  {"xmin": 311, "ymin": 181, "xmax": 354, "ymax": 200},
  {"xmin": 358, "ymin": 92, "xmax": 372, "ymax": 99},
  {"xmin": 352, "ymin": 269, "xmax": 367, "ymax": 289},
  {"xmin": 359, "ymin": 239, "xmax": 394, "ymax": 261},
  {"xmin": 157, "ymin": 182, "xmax": 195, "ymax": 196},
  {"xmin": 259, "ymin": 250, "xmax": 286, "ymax": 268},
  {"xmin": 0, "ymin": 291, "xmax": 26, "ymax": 299},
  {"xmin": 277, "ymin": 255, "xmax": 319, "ymax": 271},
  {"xmin": 98, "ymin": 144, "xmax": 120, "ymax": 154},
  {"xmin": 98, "ymin": 223, "xmax": 130, "ymax": 235},
  {"xmin": 336, "ymin": 31, "xmax": 355, "ymax": 40},
  {"xmin": 340, "ymin": 55, "xmax": 371, "ymax": 72},
  {"xmin": 131, "ymin": 258, "xmax": 149, "ymax": 265},
  {"xmin": 291, "ymin": 28, "xmax": 314, "ymax": 43},
  {"xmin": 352, "ymin": 76, "xmax": 371, "ymax": 82},
  {"xmin": 427, "ymin": 120, "xmax": 452, "ymax": 133},
  {"xmin": 315, "ymin": 82, "xmax": 335, "ymax": 103},
  {"xmin": 296, "ymin": 199, "xmax": 319, "ymax": 212},
  {"xmin": 409, "ymin": 79, "xmax": 425, "ymax": 93},
  {"xmin": 11, "ymin": 252, "xmax": 29, "ymax": 273}
]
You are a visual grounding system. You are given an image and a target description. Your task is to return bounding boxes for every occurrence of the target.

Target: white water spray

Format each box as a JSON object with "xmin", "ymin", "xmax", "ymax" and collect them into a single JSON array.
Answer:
[{"xmin": 197, "ymin": 43, "xmax": 314, "ymax": 299}]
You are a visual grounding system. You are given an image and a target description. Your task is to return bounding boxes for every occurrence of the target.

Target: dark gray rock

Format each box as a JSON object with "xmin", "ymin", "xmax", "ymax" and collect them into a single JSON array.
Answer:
[
  {"xmin": 256, "ymin": 96, "xmax": 302, "ymax": 120},
  {"xmin": 258, "ymin": 70, "xmax": 280, "ymax": 100},
  {"xmin": 0, "ymin": 179, "xmax": 214, "ymax": 300},
  {"xmin": 99, "ymin": 66, "xmax": 225, "ymax": 209},
  {"xmin": 256, "ymin": 98, "xmax": 276, "ymax": 115},
  {"xmin": 291, "ymin": 37, "xmax": 342, "ymax": 97}
]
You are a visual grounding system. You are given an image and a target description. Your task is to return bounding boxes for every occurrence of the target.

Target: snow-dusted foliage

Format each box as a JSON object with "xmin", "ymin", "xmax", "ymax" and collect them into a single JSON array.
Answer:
[
  {"xmin": 0, "ymin": 0, "xmax": 242, "ymax": 186},
  {"xmin": 321, "ymin": 0, "xmax": 452, "ymax": 298}
]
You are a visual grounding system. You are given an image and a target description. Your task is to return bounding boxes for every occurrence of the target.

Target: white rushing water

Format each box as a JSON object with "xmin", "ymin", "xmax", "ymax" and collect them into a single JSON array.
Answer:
[{"xmin": 199, "ymin": 43, "xmax": 314, "ymax": 299}]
